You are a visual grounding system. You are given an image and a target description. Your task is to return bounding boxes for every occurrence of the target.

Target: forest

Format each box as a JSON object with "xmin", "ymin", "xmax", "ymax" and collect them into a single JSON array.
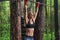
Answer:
[{"xmin": 0, "ymin": 0, "xmax": 60, "ymax": 40}]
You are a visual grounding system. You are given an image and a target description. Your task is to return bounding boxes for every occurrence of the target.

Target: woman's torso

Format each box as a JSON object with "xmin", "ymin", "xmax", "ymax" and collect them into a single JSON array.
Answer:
[{"xmin": 26, "ymin": 19, "xmax": 35, "ymax": 36}]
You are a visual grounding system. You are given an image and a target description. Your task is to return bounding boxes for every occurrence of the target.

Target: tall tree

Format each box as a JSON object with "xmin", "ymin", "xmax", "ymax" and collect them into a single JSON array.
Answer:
[
  {"xmin": 10, "ymin": 0, "xmax": 21, "ymax": 40},
  {"xmin": 50, "ymin": 0, "xmax": 53, "ymax": 40},
  {"xmin": 0, "ymin": 2, "xmax": 2, "ymax": 24},
  {"xmin": 45, "ymin": 0, "xmax": 49, "ymax": 40},
  {"xmin": 54, "ymin": 0, "xmax": 59, "ymax": 40},
  {"xmin": 34, "ymin": 0, "xmax": 44, "ymax": 40}
]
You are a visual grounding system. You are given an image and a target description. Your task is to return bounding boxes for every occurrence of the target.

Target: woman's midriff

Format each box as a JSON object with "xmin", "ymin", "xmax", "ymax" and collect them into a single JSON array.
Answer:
[{"xmin": 26, "ymin": 28, "xmax": 34, "ymax": 37}]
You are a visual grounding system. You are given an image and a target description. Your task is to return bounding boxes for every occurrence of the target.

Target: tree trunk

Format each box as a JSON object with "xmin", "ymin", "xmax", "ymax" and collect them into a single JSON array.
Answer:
[
  {"xmin": 45, "ymin": 0, "xmax": 49, "ymax": 40},
  {"xmin": 0, "ymin": 2, "xmax": 2, "ymax": 24},
  {"xmin": 54, "ymin": 0, "xmax": 59, "ymax": 40},
  {"xmin": 10, "ymin": 0, "xmax": 21, "ymax": 40},
  {"xmin": 50, "ymin": 0, "xmax": 53, "ymax": 40},
  {"xmin": 34, "ymin": 0, "xmax": 44, "ymax": 40}
]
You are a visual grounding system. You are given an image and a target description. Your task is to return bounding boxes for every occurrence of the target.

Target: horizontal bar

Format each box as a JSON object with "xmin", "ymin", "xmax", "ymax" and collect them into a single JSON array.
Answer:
[{"xmin": 0, "ymin": 0, "xmax": 9, "ymax": 2}]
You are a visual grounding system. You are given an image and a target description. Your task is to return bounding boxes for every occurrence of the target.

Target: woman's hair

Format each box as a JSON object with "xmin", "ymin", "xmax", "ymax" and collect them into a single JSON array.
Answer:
[
  {"xmin": 28, "ymin": 13, "xmax": 32, "ymax": 19},
  {"xmin": 28, "ymin": 11, "xmax": 35, "ymax": 19},
  {"xmin": 27, "ymin": 7, "xmax": 35, "ymax": 19}
]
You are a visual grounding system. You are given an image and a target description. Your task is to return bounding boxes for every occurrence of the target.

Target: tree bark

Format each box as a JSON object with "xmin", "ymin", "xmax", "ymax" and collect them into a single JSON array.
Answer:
[
  {"xmin": 54, "ymin": 0, "xmax": 59, "ymax": 40},
  {"xmin": 10, "ymin": 0, "xmax": 21, "ymax": 40},
  {"xmin": 34, "ymin": 0, "xmax": 44, "ymax": 40}
]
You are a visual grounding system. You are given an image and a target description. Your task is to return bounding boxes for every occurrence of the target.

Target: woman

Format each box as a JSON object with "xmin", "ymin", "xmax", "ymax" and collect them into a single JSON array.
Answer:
[{"xmin": 24, "ymin": 3, "xmax": 39, "ymax": 40}]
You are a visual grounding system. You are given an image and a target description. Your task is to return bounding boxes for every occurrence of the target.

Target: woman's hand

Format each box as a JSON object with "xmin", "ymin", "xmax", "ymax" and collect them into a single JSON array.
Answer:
[
  {"xmin": 37, "ymin": 2, "xmax": 40, "ymax": 7},
  {"xmin": 36, "ymin": 7, "xmax": 39, "ymax": 13},
  {"xmin": 25, "ymin": 5, "xmax": 28, "ymax": 24},
  {"xmin": 25, "ymin": 5, "xmax": 28, "ymax": 12},
  {"xmin": 36, "ymin": 2, "xmax": 40, "ymax": 12},
  {"xmin": 25, "ymin": 5, "xmax": 27, "ymax": 9}
]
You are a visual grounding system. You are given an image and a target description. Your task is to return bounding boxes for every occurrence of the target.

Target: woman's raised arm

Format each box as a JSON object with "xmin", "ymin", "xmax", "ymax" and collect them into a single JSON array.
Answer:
[
  {"xmin": 25, "ymin": 5, "xmax": 28, "ymax": 24},
  {"xmin": 34, "ymin": 7, "xmax": 39, "ymax": 22},
  {"xmin": 33, "ymin": 2, "xmax": 40, "ymax": 22}
]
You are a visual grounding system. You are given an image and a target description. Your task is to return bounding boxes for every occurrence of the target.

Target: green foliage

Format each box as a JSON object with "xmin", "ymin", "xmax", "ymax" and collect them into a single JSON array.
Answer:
[{"xmin": 0, "ymin": 1, "xmax": 10, "ymax": 40}]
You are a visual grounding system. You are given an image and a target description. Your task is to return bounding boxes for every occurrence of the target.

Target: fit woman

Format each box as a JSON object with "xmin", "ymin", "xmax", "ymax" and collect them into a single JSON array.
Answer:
[{"xmin": 24, "ymin": 2, "xmax": 39, "ymax": 40}]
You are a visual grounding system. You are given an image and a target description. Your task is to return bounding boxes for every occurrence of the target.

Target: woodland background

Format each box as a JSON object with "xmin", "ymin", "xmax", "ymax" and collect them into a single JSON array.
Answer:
[{"xmin": 0, "ymin": 0, "xmax": 60, "ymax": 40}]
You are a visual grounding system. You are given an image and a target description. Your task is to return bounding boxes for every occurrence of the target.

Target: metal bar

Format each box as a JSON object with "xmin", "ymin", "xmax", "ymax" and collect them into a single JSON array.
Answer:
[
  {"xmin": 0, "ymin": 0, "xmax": 9, "ymax": 2},
  {"xmin": 28, "ymin": 0, "xmax": 43, "ymax": 5},
  {"xmin": 28, "ymin": 0, "xmax": 54, "ymax": 7}
]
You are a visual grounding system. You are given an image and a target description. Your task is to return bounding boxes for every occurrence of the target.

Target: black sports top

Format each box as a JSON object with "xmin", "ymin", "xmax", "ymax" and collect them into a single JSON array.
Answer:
[{"xmin": 26, "ymin": 20, "xmax": 35, "ymax": 28}]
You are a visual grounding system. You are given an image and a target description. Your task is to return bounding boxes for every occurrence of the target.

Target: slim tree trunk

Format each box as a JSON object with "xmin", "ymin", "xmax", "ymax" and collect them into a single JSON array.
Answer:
[
  {"xmin": 45, "ymin": 0, "xmax": 49, "ymax": 40},
  {"xmin": 50, "ymin": 0, "xmax": 53, "ymax": 40},
  {"xmin": 54, "ymin": 0, "xmax": 59, "ymax": 40},
  {"xmin": 0, "ymin": 2, "xmax": 2, "ymax": 24},
  {"xmin": 34, "ymin": 0, "xmax": 44, "ymax": 40},
  {"xmin": 10, "ymin": 0, "xmax": 21, "ymax": 40},
  {"xmin": 33, "ymin": 0, "xmax": 36, "ymax": 14}
]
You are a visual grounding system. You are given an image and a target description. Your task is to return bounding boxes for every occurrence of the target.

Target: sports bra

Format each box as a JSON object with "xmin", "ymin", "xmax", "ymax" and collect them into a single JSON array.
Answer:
[{"xmin": 26, "ymin": 20, "xmax": 35, "ymax": 28}]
